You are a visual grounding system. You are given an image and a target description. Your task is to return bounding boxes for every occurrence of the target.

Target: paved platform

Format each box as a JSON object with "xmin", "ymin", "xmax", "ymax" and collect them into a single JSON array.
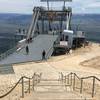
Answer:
[{"xmin": 0, "ymin": 35, "xmax": 58, "ymax": 65}]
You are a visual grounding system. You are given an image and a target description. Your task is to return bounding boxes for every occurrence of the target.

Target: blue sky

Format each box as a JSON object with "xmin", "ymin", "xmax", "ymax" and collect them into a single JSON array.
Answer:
[{"xmin": 0, "ymin": 0, "xmax": 100, "ymax": 14}]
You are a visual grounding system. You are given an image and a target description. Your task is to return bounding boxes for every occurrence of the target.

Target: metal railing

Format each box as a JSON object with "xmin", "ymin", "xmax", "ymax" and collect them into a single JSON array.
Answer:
[
  {"xmin": 0, "ymin": 46, "xmax": 17, "ymax": 61},
  {"xmin": 40, "ymin": 6, "xmax": 72, "ymax": 12},
  {"xmin": 46, "ymin": 45, "xmax": 54, "ymax": 59},
  {"xmin": 0, "ymin": 73, "xmax": 42, "ymax": 99},
  {"xmin": 46, "ymin": 36, "xmax": 60, "ymax": 59},
  {"xmin": 60, "ymin": 72, "xmax": 100, "ymax": 98}
]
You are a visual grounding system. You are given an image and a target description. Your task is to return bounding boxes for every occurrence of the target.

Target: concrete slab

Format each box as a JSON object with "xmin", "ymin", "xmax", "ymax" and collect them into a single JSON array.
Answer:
[{"xmin": 0, "ymin": 35, "xmax": 58, "ymax": 65}]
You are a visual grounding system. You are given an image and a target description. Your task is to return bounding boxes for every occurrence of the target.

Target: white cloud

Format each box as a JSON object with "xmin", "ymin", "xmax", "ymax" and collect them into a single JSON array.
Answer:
[
  {"xmin": 0, "ymin": 0, "xmax": 99, "ymax": 13},
  {"xmin": 0, "ymin": 0, "xmax": 34, "ymax": 14},
  {"xmin": 86, "ymin": 2, "xmax": 100, "ymax": 8}
]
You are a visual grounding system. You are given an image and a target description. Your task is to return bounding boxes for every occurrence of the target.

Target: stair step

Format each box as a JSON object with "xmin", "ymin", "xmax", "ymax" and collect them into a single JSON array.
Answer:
[
  {"xmin": 36, "ymin": 84, "xmax": 70, "ymax": 86},
  {"xmin": 31, "ymin": 92, "xmax": 85, "ymax": 100},
  {"xmin": 36, "ymin": 80, "xmax": 70, "ymax": 86},
  {"xmin": 21, "ymin": 79, "xmax": 92, "ymax": 100},
  {"xmin": 21, "ymin": 90, "xmax": 93, "ymax": 100},
  {"xmin": 40, "ymin": 79, "xmax": 59, "ymax": 81}
]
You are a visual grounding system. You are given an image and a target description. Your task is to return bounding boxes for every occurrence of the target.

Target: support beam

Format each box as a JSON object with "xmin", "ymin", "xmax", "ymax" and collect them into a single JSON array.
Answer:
[
  {"xmin": 60, "ymin": 15, "xmax": 63, "ymax": 33},
  {"xmin": 31, "ymin": 9, "xmax": 40, "ymax": 38},
  {"xmin": 27, "ymin": 9, "xmax": 37, "ymax": 39},
  {"xmin": 42, "ymin": 16, "xmax": 44, "ymax": 34},
  {"xmin": 66, "ymin": 11, "xmax": 71, "ymax": 30},
  {"xmin": 63, "ymin": 1, "xmax": 66, "ymax": 10},
  {"xmin": 47, "ymin": 0, "xmax": 49, "ymax": 10},
  {"xmin": 37, "ymin": 21, "xmax": 40, "ymax": 34}
]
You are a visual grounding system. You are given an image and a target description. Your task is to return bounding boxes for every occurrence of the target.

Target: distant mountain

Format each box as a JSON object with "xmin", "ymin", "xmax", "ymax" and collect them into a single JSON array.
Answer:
[
  {"xmin": 0, "ymin": 13, "xmax": 31, "ymax": 34},
  {"xmin": 0, "ymin": 13, "xmax": 100, "ymax": 30},
  {"xmin": 72, "ymin": 14, "xmax": 100, "ymax": 26},
  {"xmin": 0, "ymin": 13, "xmax": 31, "ymax": 25},
  {"xmin": 0, "ymin": 13, "xmax": 100, "ymax": 28}
]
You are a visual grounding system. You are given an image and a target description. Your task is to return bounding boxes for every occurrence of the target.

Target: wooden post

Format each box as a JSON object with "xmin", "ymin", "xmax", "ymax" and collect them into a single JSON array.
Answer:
[
  {"xmin": 80, "ymin": 79, "xmax": 83, "ymax": 94},
  {"xmin": 42, "ymin": 16, "xmax": 44, "ymax": 34},
  {"xmin": 29, "ymin": 78, "xmax": 30, "ymax": 93},
  {"xmin": 70, "ymin": 73, "xmax": 72, "ymax": 86},
  {"xmin": 73, "ymin": 73, "xmax": 76, "ymax": 91},
  {"xmin": 67, "ymin": 74, "xmax": 69, "ymax": 84},
  {"xmin": 22, "ymin": 77, "xmax": 24, "ymax": 98},
  {"xmin": 92, "ymin": 76, "xmax": 95, "ymax": 97},
  {"xmin": 61, "ymin": 72, "xmax": 63, "ymax": 82},
  {"xmin": 33, "ymin": 75, "xmax": 35, "ymax": 91},
  {"xmin": 65, "ymin": 76, "xmax": 66, "ymax": 84}
]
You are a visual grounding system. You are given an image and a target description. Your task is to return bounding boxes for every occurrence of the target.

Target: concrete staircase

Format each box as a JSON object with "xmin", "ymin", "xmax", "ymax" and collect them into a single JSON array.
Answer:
[
  {"xmin": 21, "ymin": 79, "xmax": 86, "ymax": 100},
  {"xmin": 0, "ymin": 72, "xmax": 96, "ymax": 100}
]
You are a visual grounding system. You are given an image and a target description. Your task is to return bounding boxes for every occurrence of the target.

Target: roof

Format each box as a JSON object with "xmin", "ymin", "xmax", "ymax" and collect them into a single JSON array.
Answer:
[{"xmin": 63, "ymin": 30, "xmax": 74, "ymax": 34}]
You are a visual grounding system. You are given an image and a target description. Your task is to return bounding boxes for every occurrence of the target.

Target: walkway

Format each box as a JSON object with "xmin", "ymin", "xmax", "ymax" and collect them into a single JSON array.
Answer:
[{"xmin": 0, "ymin": 35, "xmax": 58, "ymax": 65}]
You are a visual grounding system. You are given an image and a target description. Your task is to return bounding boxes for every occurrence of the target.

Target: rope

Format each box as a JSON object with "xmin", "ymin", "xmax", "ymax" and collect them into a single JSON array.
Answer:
[{"xmin": 0, "ymin": 73, "xmax": 41, "ymax": 99}]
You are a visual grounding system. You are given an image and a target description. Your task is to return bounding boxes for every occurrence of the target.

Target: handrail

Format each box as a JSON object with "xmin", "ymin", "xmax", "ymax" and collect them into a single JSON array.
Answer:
[
  {"xmin": 1, "ymin": 72, "xmax": 100, "ymax": 99},
  {"xmin": 46, "ymin": 45, "xmax": 54, "ymax": 59},
  {"xmin": 0, "ymin": 73, "xmax": 42, "ymax": 99},
  {"xmin": 61, "ymin": 72, "xmax": 100, "ymax": 98},
  {"xmin": 46, "ymin": 35, "xmax": 59, "ymax": 59},
  {"xmin": 64, "ymin": 72, "xmax": 73, "ymax": 79},
  {"xmin": 23, "ymin": 76, "xmax": 33, "ymax": 80},
  {"xmin": 74, "ymin": 73, "xmax": 81, "ymax": 80},
  {"xmin": 81, "ymin": 76, "xmax": 94, "ymax": 80},
  {"xmin": 95, "ymin": 76, "xmax": 100, "ymax": 82},
  {"xmin": 0, "ymin": 77, "xmax": 22, "ymax": 98}
]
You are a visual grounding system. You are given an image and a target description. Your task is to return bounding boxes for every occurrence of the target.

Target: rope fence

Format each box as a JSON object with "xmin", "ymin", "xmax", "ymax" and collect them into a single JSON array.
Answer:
[{"xmin": 0, "ymin": 72, "xmax": 42, "ymax": 100}]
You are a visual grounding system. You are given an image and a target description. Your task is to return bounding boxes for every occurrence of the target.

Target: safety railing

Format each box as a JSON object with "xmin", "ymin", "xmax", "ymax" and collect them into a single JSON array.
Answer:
[
  {"xmin": 0, "ymin": 73, "xmax": 42, "ymax": 100},
  {"xmin": 41, "ymin": 6, "xmax": 72, "ymax": 12},
  {"xmin": 0, "ymin": 46, "xmax": 17, "ymax": 61},
  {"xmin": 45, "ymin": 35, "xmax": 59, "ymax": 59},
  {"xmin": 60, "ymin": 72, "xmax": 100, "ymax": 98},
  {"xmin": 46, "ymin": 46, "xmax": 54, "ymax": 59}
]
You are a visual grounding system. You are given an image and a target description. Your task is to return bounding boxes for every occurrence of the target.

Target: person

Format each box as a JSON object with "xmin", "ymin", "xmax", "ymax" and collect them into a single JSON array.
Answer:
[
  {"xmin": 30, "ymin": 37, "xmax": 32, "ymax": 43},
  {"xmin": 42, "ymin": 50, "xmax": 46, "ymax": 60},
  {"xmin": 66, "ymin": 48, "xmax": 70, "ymax": 54},
  {"xmin": 26, "ymin": 45, "xmax": 29, "ymax": 54}
]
